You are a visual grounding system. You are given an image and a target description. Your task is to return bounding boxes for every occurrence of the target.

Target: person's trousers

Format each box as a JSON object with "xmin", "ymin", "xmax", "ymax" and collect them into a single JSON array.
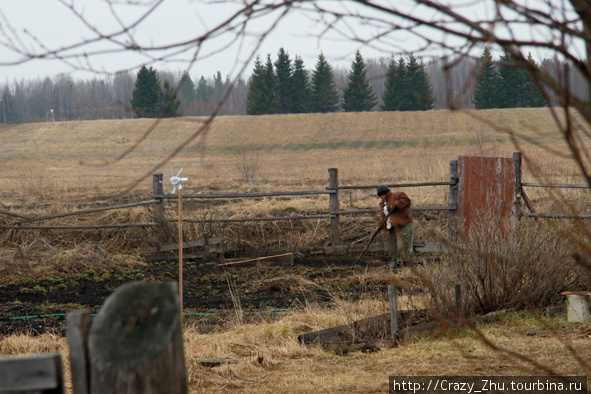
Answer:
[{"xmin": 386, "ymin": 223, "xmax": 413, "ymax": 263}]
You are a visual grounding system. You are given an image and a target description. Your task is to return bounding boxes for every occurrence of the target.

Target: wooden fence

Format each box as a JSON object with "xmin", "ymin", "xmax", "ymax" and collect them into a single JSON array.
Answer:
[
  {"xmin": 1, "ymin": 152, "xmax": 589, "ymax": 251},
  {"xmin": 151, "ymin": 166, "xmax": 459, "ymax": 247}
]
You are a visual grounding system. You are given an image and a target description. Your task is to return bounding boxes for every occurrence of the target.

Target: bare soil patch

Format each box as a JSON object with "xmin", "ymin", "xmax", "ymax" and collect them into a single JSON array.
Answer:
[{"xmin": 0, "ymin": 255, "xmax": 402, "ymax": 338}]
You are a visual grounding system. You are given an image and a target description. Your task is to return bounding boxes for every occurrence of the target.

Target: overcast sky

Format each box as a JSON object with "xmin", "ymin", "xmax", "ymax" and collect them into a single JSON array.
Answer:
[
  {"xmin": 0, "ymin": 0, "xmax": 401, "ymax": 82},
  {"xmin": 0, "ymin": 0, "xmax": 582, "ymax": 83}
]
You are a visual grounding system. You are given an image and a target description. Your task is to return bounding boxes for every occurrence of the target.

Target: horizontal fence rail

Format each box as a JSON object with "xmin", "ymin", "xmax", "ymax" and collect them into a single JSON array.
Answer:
[
  {"xmin": 521, "ymin": 178, "xmax": 590, "ymax": 219},
  {"xmin": 1, "ymin": 168, "xmax": 460, "ymax": 249},
  {"xmin": 9, "ymin": 200, "xmax": 159, "ymax": 226},
  {"xmin": 152, "ymin": 167, "xmax": 460, "ymax": 246},
  {"xmin": 0, "ymin": 223, "xmax": 157, "ymax": 230},
  {"xmin": 525, "ymin": 213, "xmax": 591, "ymax": 219},
  {"xmin": 337, "ymin": 181, "xmax": 454, "ymax": 190},
  {"xmin": 181, "ymin": 214, "xmax": 334, "ymax": 223},
  {"xmin": 522, "ymin": 183, "xmax": 591, "ymax": 189},
  {"xmin": 153, "ymin": 190, "xmax": 334, "ymax": 199}
]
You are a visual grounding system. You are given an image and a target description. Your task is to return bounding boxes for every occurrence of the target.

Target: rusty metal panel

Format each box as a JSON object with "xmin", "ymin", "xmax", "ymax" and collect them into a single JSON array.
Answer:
[{"xmin": 457, "ymin": 156, "xmax": 516, "ymax": 235}]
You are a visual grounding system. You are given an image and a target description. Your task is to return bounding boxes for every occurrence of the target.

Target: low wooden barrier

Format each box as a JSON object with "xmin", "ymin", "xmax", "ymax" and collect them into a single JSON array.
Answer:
[
  {"xmin": 151, "ymin": 164, "xmax": 460, "ymax": 246},
  {"xmin": 1, "ymin": 154, "xmax": 588, "ymax": 252},
  {"xmin": 0, "ymin": 353, "xmax": 64, "ymax": 393}
]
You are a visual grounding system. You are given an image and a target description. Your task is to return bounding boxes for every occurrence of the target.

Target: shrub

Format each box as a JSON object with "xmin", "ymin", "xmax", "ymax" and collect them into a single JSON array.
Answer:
[{"xmin": 419, "ymin": 214, "xmax": 591, "ymax": 317}]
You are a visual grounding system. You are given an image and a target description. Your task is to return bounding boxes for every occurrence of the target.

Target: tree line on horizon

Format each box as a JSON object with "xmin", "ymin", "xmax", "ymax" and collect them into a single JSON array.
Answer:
[
  {"xmin": 245, "ymin": 49, "xmax": 434, "ymax": 115},
  {"xmin": 0, "ymin": 50, "xmax": 587, "ymax": 124}
]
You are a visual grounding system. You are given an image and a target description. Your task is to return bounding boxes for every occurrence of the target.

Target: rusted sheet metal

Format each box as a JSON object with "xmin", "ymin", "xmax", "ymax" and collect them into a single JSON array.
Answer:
[{"xmin": 457, "ymin": 156, "xmax": 516, "ymax": 234}]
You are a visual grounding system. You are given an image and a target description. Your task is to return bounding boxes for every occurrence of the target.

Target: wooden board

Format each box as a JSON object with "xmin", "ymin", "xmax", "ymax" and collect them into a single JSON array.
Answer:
[{"xmin": 0, "ymin": 353, "xmax": 64, "ymax": 393}]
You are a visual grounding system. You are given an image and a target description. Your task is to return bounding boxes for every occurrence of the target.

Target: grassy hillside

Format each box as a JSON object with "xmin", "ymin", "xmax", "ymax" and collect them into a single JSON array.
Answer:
[{"xmin": 0, "ymin": 108, "xmax": 581, "ymax": 203}]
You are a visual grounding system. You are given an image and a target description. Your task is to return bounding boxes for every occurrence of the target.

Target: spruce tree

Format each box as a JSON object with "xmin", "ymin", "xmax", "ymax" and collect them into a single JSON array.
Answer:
[
  {"xmin": 179, "ymin": 71, "xmax": 195, "ymax": 104},
  {"xmin": 212, "ymin": 71, "xmax": 225, "ymax": 103},
  {"xmin": 523, "ymin": 53, "xmax": 545, "ymax": 107},
  {"xmin": 291, "ymin": 56, "xmax": 312, "ymax": 113},
  {"xmin": 406, "ymin": 54, "xmax": 434, "ymax": 111},
  {"xmin": 246, "ymin": 54, "xmax": 277, "ymax": 115},
  {"xmin": 131, "ymin": 66, "xmax": 163, "ymax": 118},
  {"xmin": 473, "ymin": 48, "xmax": 501, "ymax": 109},
  {"xmin": 342, "ymin": 51, "xmax": 377, "ymax": 112},
  {"xmin": 381, "ymin": 56, "xmax": 404, "ymax": 111},
  {"xmin": 195, "ymin": 76, "xmax": 213, "ymax": 103},
  {"xmin": 161, "ymin": 80, "xmax": 181, "ymax": 117},
  {"xmin": 274, "ymin": 48, "xmax": 294, "ymax": 113},
  {"xmin": 396, "ymin": 58, "xmax": 412, "ymax": 111},
  {"xmin": 1, "ymin": 86, "xmax": 16, "ymax": 123},
  {"xmin": 497, "ymin": 51, "xmax": 524, "ymax": 108},
  {"xmin": 310, "ymin": 53, "xmax": 339, "ymax": 113}
]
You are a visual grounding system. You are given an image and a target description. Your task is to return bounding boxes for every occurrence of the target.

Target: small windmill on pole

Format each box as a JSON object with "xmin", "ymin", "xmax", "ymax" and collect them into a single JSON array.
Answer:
[{"xmin": 161, "ymin": 167, "xmax": 188, "ymax": 315}]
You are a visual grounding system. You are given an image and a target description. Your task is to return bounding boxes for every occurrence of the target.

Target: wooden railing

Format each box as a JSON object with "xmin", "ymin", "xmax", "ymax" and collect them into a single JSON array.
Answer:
[{"xmin": 151, "ymin": 164, "xmax": 459, "ymax": 246}]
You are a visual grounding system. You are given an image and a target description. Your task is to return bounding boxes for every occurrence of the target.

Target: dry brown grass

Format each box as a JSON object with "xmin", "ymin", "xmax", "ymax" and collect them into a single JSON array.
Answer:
[
  {"xmin": 1, "ymin": 107, "xmax": 587, "ymax": 267},
  {"xmin": 0, "ymin": 108, "xmax": 587, "ymax": 203},
  {"xmin": 1, "ymin": 109, "xmax": 590, "ymax": 392},
  {"xmin": 1, "ymin": 310, "xmax": 589, "ymax": 393}
]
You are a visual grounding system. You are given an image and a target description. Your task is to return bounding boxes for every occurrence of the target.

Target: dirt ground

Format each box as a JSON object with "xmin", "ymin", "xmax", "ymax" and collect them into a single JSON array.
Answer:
[{"xmin": 0, "ymin": 254, "xmax": 408, "ymax": 338}]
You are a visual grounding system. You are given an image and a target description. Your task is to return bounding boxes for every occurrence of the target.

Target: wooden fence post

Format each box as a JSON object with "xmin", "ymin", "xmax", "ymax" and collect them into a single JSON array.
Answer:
[
  {"xmin": 455, "ymin": 283, "xmax": 462, "ymax": 317},
  {"xmin": 448, "ymin": 160, "xmax": 458, "ymax": 241},
  {"xmin": 328, "ymin": 168, "xmax": 341, "ymax": 245},
  {"xmin": 67, "ymin": 310, "xmax": 92, "ymax": 394},
  {"xmin": 153, "ymin": 173, "xmax": 170, "ymax": 246},
  {"xmin": 388, "ymin": 284, "xmax": 398, "ymax": 340},
  {"xmin": 513, "ymin": 152, "xmax": 522, "ymax": 220},
  {"xmin": 85, "ymin": 281, "xmax": 186, "ymax": 394}
]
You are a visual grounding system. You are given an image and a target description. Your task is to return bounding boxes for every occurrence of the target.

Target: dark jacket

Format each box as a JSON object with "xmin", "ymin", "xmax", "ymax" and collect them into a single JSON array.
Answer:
[{"xmin": 380, "ymin": 190, "xmax": 412, "ymax": 227}]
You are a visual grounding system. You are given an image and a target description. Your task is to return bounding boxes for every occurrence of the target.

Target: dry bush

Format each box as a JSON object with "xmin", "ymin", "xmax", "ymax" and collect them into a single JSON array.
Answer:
[
  {"xmin": 234, "ymin": 148, "xmax": 261, "ymax": 184},
  {"xmin": 420, "ymin": 214, "xmax": 591, "ymax": 318},
  {"xmin": 470, "ymin": 124, "xmax": 499, "ymax": 157}
]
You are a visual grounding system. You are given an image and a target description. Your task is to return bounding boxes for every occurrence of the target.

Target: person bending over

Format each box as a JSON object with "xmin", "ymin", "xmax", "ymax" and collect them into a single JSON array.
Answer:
[{"xmin": 377, "ymin": 185, "xmax": 413, "ymax": 268}]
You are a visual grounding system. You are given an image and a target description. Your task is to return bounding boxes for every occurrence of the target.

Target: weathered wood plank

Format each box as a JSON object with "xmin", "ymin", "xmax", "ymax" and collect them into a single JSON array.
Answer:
[
  {"xmin": 194, "ymin": 359, "xmax": 240, "ymax": 368},
  {"xmin": 10, "ymin": 200, "xmax": 159, "ymax": 226},
  {"xmin": 154, "ymin": 190, "xmax": 334, "ymax": 199},
  {"xmin": 0, "ymin": 353, "xmax": 64, "ymax": 393},
  {"xmin": 141, "ymin": 238, "xmax": 223, "ymax": 255},
  {"xmin": 522, "ymin": 182, "xmax": 591, "ymax": 189},
  {"xmin": 328, "ymin": 168, "xmax": 341, "ymax": 245},
  {"xmin": 145, "ymin": 249, "xmax": 224, "ymax": 262},
  {"xmin": 0, "ymin": 223, "xmax": 157, "ymax": 230},
  {"xmin": 338, "ymin": 182, "xmax": 454, "ymax": 190},
  {"xmin": 388, "ymin": 285, "xmax": 398, "ymax": 339},
  {"xmin": 88, "ymin": 282, "xmax": 186, "ymax": 394},
  {"xmin": 398, "ymin": 309, "xmax": 509, "ymax": 345},
  {"xmin": 299, "ymin": 309, "xmax": 509, "ymax": 350},
  {"xmin": 66, "ymin": 310, "xmax": 92, "ymax": 394}
]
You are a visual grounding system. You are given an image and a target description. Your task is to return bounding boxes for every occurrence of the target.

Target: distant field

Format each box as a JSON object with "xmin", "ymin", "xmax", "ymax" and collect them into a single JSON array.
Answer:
[{"xmin": 0, "ymin": 108, "xmax": 584, "ymax": 205}]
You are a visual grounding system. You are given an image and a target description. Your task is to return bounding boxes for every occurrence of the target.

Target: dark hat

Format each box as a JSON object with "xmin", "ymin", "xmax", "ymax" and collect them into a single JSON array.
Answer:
[{"xmin": 377, "ymin": 185, "xmax": 389, "ymax": 196}]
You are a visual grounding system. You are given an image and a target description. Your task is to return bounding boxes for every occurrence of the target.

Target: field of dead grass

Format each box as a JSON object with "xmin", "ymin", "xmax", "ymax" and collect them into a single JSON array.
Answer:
[
  {"xmin": 1, "ymin": 309, "xmax": 589, "ymax": 393},
  {"xmin": 1, "ymin": 108, "xmax": 590, "ymax": 392},
  {"xmin": 0, "ymin": 108, "xmax": 586, "ymax": 204}
]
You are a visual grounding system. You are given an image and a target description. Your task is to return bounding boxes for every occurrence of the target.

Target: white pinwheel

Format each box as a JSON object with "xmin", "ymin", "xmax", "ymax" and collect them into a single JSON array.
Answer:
[{"xmin": 162, "ymin": 166, "xmax": 188, "ymax": 194}]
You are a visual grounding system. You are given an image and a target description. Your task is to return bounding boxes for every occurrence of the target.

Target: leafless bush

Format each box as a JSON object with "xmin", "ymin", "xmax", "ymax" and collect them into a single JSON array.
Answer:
[
  {"xmin": 471, "ymin": 124, "xmax": 498, "ymax": 157},
  {"xmin": 420, "ymin": 213, "xmax": 591, "ymax": 318},
  {"xmin": 234, "ymin": 148, "xmax": 260, "ymax": 184}
]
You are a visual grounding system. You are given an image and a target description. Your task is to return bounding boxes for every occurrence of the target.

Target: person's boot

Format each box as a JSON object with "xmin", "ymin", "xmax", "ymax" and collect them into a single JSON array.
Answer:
[{"xmin": 389, "ymin": 259, "xmax": 401, "ymax": 269}]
